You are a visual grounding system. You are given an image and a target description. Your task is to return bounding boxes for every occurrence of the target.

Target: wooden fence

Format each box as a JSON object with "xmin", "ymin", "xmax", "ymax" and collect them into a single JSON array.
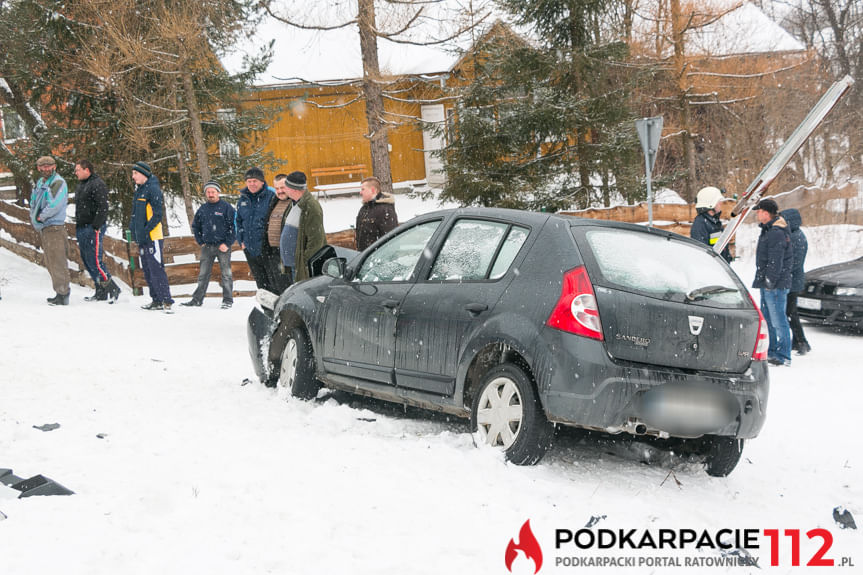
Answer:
[
  {"xmin": 0, "ymin": 200, "xmax": 356, "ymax": 298},
  {"xmin": 2, "ymin": 179, "xmax": 859, "ymax": 295},
  {"xmin": 559, "ymin": 178, "xmax": 863, "ymax": 232}
]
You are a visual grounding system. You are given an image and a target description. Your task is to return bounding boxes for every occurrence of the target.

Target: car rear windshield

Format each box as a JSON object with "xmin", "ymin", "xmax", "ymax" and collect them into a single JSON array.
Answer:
[{"xmin": 578, "ymin": 227, "xmax": 747, "ymax": 306}]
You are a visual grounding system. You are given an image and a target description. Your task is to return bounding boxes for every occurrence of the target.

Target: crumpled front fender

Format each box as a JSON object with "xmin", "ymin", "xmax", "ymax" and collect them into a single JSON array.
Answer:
[{"xmin": 247, "ymin": 306, "xmax": 276, "ymax": 385}]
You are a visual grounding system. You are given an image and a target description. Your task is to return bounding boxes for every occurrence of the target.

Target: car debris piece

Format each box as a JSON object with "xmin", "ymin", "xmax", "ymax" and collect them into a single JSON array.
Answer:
[
  {"xmin": 0, "ymin": 468, "xmax": 74, "ymax": 498},
  {"xmin": 833, "ymin": 507, "xmax": 857, "ymax": 530}
]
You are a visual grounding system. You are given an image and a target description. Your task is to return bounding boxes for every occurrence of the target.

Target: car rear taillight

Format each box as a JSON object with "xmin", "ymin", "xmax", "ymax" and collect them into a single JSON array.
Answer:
[
  {"xmin": 547, "ymin": 266, "xmax": 603, "ymax": 340},
  {"xmin": 748, "ymin": 293, "xmax": 769, "ymax": 361}
]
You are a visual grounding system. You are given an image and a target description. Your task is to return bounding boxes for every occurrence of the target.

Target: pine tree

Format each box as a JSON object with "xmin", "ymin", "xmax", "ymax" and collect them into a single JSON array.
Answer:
[
  {"xmin": 1, "ymin": 0, "xmax": 277, "ymax": 228},
  {"xmin": 441, "ymin": 2, "xmax": 643, "ymax": 211}
]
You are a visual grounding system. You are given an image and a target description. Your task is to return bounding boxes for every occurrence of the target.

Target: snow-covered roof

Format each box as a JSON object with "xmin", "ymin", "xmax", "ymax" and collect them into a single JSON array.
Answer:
[
  {"xmin": 223, "ymin": 0, "xmax": 497, "ymax": 85},
  {"xmin": 225, "ymin": 1, "xmax": 805, "ymax": 87},
  {"xmin": 687, "ymin": 2, "xmax": 805, "ymax": 56}
]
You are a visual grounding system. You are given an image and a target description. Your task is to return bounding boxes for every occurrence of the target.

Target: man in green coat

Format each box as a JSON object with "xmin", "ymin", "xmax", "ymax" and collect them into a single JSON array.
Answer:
[{"xmin": 278, "ymin": 171, "xmax": 325, "ymax": 285}]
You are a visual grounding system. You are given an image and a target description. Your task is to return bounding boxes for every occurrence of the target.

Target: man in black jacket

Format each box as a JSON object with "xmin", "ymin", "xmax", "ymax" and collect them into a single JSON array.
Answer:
[
  {"xmin": 182, "ymin": 181, "xmax": 236, "ymax": 309},
  {"xmin": 752, "ymin": 198, "xmax": 793, "ymax": 366},
  {"xmin": 73, "ymin": 159, "xmax": 121, "ymax": 303},
  {"xmin": 780, "ymin": 208, "xmax": 811, "ymax": 355},
  {"xmin": 355, "ymin": 176, "xmax": 398, "ymax": 251}
]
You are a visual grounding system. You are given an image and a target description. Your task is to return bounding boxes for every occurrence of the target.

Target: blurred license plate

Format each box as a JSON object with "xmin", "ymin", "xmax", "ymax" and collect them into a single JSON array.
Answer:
[{"xmin": 798, "ymin": 297, "xmax": 821, "ymax": 310}]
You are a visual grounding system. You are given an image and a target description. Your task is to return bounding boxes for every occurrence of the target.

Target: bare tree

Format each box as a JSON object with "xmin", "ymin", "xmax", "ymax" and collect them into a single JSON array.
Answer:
[
  {"xmin": 628, "ymin": 0, "xmax": 820, "ymax": 201},
  {"xmin": 259, "ymin": 0, "xmax": 490, "ymax": 194},
  {"xmin": 764, "ymin": 0, "xmax": 862, "ymax": 175}
]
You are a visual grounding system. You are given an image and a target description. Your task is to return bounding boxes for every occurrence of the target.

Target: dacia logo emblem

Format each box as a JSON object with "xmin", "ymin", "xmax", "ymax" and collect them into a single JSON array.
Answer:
[{"xmin": 688, "ymin": 315, "xmax": 704, "ymax": 336}]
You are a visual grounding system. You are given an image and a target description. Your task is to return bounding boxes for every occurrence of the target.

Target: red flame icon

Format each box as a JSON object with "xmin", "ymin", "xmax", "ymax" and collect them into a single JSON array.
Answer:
[{"xmin": 505, "ymin": 520, "xmax": 543, "ymax": 573}]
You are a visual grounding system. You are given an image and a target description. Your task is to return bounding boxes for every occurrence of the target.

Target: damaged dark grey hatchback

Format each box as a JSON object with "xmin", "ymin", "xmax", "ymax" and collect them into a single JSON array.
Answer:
[{"xmin": 248, "ymin": 208, "xmax": 769, "ymax": 476}]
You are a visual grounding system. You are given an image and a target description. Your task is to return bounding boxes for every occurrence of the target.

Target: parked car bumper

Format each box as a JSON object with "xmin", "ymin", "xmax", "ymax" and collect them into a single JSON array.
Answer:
[
  {"xmin": 797, "ymin": 295, "xmax": 863, "ymax": 327},
  {"xmin": 535, "ymin": 329, "xmax": 769, "ymax": 440}
]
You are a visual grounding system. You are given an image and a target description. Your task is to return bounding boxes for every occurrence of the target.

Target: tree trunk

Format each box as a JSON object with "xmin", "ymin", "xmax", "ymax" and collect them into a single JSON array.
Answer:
[
  {"xmin": 173, "ymin": 124, "xmax": 195, "ymax": 228},
  {"xmin": 670, "ymin": 0, "xmax": 696, "ymax": 202},
  {"xmin": 181, "ymin": 67, "xmax": 210, "ymax": 184},
  {"xmin": 357, "ymin": 0, "xmax": 393, "ymax": 195}
]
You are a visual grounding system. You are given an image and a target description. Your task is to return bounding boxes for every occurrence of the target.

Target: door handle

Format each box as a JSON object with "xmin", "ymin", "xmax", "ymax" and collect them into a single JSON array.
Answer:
[
  {"xmin": 382, "ymin": 298, "xmax": 400, "ymax": 309},
  {"xmin": 464, "ymin": 302, "xmax": 488, "ymax": 315}
]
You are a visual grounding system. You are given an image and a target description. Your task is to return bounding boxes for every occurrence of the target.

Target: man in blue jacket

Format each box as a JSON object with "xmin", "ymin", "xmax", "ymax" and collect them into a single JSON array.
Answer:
[
  {"xmin": 235, "ymin": 167, "xmax": 276, "ymax": 291},
  {"xmin": 182, "ymin": 181, "xmax": 236, "ymax": 309},
  {"xmin": 130, "ymin": 161, "xmax": 174, "ymax": 311},
  {"xmin": 752, "ymin": 198, "xmax": 793, "ymax": 366},
  {"xmin": 30, "ymin": 156, "xmax": 71, "ymax": 305}
]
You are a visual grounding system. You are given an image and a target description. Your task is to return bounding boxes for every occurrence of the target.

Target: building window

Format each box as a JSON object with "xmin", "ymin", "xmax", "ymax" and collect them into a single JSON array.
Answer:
[
  {"xmin": 217, "ymin": 109, "xmax": 239, "ymax": 160},
  {"xmin": 1, "ymin": 108, "xmax": 27, "ymax": 142}
]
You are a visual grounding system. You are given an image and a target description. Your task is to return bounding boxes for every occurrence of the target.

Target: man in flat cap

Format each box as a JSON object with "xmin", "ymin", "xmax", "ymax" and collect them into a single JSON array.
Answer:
[
  {"xmin": 277, "ymin": 171, "xmax": 325, "ymax": 285},
  {"xmin": 30, "ymin": 156, "xmax": 70, "ymax": 305},
  {"xmin": 752, "ymin": 197, "xmax": 793, "ymax": 367},
  {"xmin": 181, "ymin": 180, "xmax": 236, "ymax": 309},
  {"xmin": 130, "ymin": 161, "xmax": 174, "ymax": 311}
]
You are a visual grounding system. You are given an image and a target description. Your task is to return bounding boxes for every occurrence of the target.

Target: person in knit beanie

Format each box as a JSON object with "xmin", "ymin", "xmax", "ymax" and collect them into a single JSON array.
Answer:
[
  {"xmin": 181, "ymin": 180, "xmax": 236, "ymax": 309},
  {"xmin": 235, "ymin": 166, "xmax": 275, "ymax": 290}
]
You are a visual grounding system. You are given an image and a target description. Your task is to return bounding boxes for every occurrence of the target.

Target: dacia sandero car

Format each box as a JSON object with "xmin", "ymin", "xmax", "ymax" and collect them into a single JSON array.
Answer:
[{"xmin": 248, "ymin": 208, "xmax": 770, "ymax": 476}]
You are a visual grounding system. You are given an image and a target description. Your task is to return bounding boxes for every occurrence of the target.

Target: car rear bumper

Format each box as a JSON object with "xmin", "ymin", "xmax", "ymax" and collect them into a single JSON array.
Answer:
[
  {"xmin": 248, "ymin": 306, "xmax": 276, "ymax": 385},
  {"xmin": 535, "ymin": 329, "xmax": 769, "ymax": 440},
  {"xmin": 797, "ymin": 296, "xmax": 863, "ymax": 327}
]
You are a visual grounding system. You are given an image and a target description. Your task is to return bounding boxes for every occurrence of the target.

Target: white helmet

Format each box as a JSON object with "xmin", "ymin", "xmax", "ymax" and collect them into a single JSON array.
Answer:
[{"xmin": 695, "ymin": 186, "xmax": 725, "ymax": 210}]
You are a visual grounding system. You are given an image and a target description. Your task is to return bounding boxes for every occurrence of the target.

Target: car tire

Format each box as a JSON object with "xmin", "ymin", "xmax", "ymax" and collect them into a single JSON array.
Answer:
[
  {"xmin": 278, "ymin": 326, "xmax": 319, "ymax": 400},
  {"xmin": 703, "ymin": 436, "xmax": 744, "ymax": 477},
  {"xmin": 471, "ymin": 364, "xmax": 554, "ymax": 465}
]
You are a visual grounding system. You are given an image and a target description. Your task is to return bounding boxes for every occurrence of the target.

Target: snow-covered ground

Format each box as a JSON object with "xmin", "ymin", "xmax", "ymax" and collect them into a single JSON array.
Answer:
[{"xmin": 1, "ymin": 219, "xmax": 861, "ymax": 574}]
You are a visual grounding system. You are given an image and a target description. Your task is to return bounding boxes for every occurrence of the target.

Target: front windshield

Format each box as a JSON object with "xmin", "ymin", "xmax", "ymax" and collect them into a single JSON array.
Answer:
[{"xmin": 583, "ymin": 228, "xmax": 746, "ymax": 306}]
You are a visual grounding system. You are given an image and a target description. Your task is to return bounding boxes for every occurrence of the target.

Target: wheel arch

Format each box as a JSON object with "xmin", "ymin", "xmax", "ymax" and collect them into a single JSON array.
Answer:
[
  {"xmin": 461, "ymin": 341, "xmax": 539, "ymax": 413},
  {"xmin": 269, "ymin": 306, "xmax": 310, "ymax": 371}
]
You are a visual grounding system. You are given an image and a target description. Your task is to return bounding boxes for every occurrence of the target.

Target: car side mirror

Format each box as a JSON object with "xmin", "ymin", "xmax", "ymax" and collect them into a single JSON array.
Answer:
[{"xmin": 323, "ymin": 257, "xmax": 347, "ymax": 279}]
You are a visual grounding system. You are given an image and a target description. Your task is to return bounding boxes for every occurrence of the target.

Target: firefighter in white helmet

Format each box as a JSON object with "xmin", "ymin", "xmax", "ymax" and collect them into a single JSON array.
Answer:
[{"xmin": 691, "ymin": 186, "xmax": 732, "ymax": 262}]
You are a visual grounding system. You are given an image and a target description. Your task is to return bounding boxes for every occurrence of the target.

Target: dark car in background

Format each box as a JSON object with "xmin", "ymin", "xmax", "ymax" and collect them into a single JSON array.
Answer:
[
  {"xmin": 797, "ymin": 256, "xmax": 863, "ymax": 328},
  {"xmin": 248, "ymin": 208, "xmax": 770, "ymax": 476}
]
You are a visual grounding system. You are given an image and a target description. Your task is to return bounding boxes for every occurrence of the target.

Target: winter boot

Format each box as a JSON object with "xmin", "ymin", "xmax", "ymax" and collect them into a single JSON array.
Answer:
[
  {"xmin": 104, "ymin": 279, "xmax": 121, "ymax": 304},
  {"xmin": 180, "ymin": 299, "xmax": 202, "ymax": 307},
  {"xmin": 47, "ymin": 293, "xmax": 69, "ymax": 306},
  {"xmin": 84, "ymin": 282, "xmax": 108, "ymax": 302},
  {"xmin": 141, "ymin": 300, "xmax": 164, "ymax": 310}
]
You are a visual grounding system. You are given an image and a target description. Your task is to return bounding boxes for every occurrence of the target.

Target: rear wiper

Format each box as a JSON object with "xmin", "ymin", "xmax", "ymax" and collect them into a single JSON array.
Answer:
[{"xmin": 686, "ymin": 285, "xmax": 738, "ymax": 301}]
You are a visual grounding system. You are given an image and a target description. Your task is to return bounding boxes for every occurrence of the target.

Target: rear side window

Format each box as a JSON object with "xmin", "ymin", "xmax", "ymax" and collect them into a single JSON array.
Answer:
[
  {"xmin": 429, "ymin": 220, "xmax": 529, "ymax": 281},
  {"xmin": 355, "ymin": 220, "xmax": 440, "ymax": 282},
  {"xmin": 581, "ymin": 228, "xmax": 746, "ymax": 305}
]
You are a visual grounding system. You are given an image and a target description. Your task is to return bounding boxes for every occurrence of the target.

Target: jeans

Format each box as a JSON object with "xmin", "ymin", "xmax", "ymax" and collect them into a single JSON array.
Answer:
[
  {"xmin": 191, "ymin": 244, "xmax": 234, "ymax": 303},
  {"xmin": 76, "ymin": 225, "xmax": 111, "ymax": 284},
  {"xmin": 760, "ymin": 288, "xmax": 792, "ymax": 363}
]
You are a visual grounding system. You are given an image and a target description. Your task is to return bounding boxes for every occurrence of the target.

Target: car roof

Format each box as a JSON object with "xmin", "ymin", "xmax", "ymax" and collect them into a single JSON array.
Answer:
[
  {"xmin": 409, "ymin": 206, "xmax": 692, "ymax": 242},
  {"xmin": 411, "ymin": 206, "xmax": 554, "ymax": 226}
]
